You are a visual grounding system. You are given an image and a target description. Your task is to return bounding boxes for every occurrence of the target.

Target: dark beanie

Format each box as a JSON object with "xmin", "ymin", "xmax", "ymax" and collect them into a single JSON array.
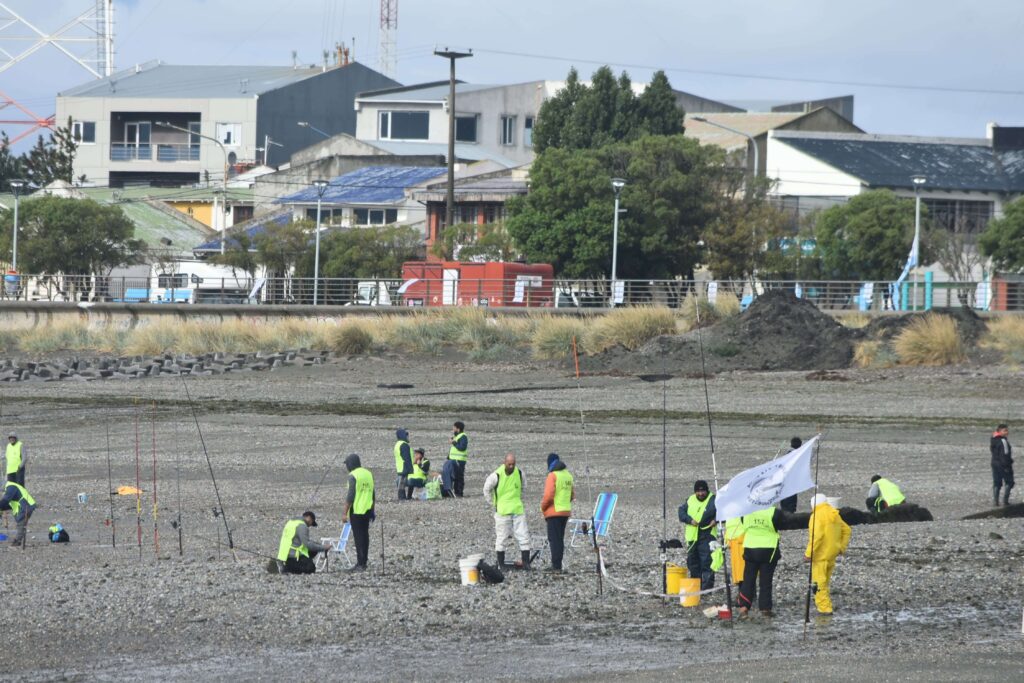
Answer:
[
  {"xmin": 547, "ymin": 453, "xmax": 560, "ymax": 468},
  {"xmin": 790, "ymin": 437, "xmax": 803, "ymax": 449},
  {"xmin": 694, "ymin": 480, "xmax": 709, "ymax": 492}
]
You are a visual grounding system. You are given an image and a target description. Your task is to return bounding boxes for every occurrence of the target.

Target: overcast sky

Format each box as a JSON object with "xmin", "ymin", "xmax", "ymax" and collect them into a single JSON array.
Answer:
[{"xmin": 3, "ymin": 1, "xmax": 1021, "ymax": 150}]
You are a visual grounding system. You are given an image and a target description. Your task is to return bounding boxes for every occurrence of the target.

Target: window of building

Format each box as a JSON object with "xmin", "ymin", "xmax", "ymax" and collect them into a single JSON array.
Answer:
[
  {"xmin": 304, "ymin": 207, "xmax": 344, "ymax": 225},
  {"xmin": 922, "ymin": 198, "xmax": 994, "ymax": 234},
  {"xmin": 483, "ymin": 205, "xmax": 505, "ymax": 224},
  {"xmin": 500, "ymin": 115, "xmax": 516, "ymax": 146},
  {"xmin": 72, "ymin": 121, "xmax": 96, "ymax": 144},
  {"xmin": 354, "ymin": 208, "xmax": 399, "ymax": 225},
  {"xmin": 457, "ymin": 205, "xmax": 477, "ymax": 224},
  {"xmin": 455, "ymin": 115, "xmax": 478, "ymax": 143},
  {"xmin": 157, "ymin": 273, "xmax": 188, "ymax": 288},
  {"xmin": 215, "ymin": 123, "xmax": 242, "ymax": 146},
  {"xmin": 379, "ymin": 111, "xmax": 429, "ymax": 140},
  {"xmin": 524, "ymin": 116, "xmax": 534, "ymax": 147}
]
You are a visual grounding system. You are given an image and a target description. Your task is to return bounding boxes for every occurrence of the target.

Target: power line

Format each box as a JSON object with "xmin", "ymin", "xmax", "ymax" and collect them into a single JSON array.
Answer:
[{"xmin": 473, "ymin": 48, "xmax": 1024, "ymax": 98}]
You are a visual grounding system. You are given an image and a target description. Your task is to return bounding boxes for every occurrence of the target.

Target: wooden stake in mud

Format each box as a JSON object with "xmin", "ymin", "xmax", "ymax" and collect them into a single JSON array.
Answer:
[
  {"xmin": 151, "ymin": 402, "xmax": 159, "ymax": 558},
  {"xmin": 105, "ymin": 421, "xmax": 116, "ymax": 548},
  {"xmin": 134, "ymin": 402, "xmax": 143, "ymax": 560}
]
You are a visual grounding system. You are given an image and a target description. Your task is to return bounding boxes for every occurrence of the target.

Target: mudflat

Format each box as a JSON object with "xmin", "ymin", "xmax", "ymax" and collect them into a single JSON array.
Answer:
[{"xmin": 1, "ymin": 354, "xmax": 1021, "ymax": 681}]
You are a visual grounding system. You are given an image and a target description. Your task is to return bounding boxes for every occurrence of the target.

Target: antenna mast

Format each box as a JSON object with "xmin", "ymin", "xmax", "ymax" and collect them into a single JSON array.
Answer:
[{"xmin": 379, "ymin": 0, "xmax": 397, "ymax": 78}]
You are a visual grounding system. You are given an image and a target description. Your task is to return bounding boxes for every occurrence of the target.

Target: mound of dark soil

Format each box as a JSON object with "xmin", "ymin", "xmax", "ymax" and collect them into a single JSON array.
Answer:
[
  {"xmin": 859, "ymin": 307, "xmax": 987, "ymax": 345},
  {"xmin": 583, "ymin": 290, "xmax": 856, "ymax": 376},
  {"xmin": 962, "ymin": 503, "xmax": 1024, "ymax": 520},
  {"xmin": 777, "ymin": 503, "xmax": 933, "ymax": 530}
]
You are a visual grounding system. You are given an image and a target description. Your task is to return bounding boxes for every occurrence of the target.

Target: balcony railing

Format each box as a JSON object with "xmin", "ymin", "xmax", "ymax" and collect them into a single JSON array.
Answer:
[
  {"xmin": 110, "ymin": 143, "xmax": 152, "ymax": 161},
  {"xmin": 156, "ymin": 143, "xmax": 200, "ymax": 162}
]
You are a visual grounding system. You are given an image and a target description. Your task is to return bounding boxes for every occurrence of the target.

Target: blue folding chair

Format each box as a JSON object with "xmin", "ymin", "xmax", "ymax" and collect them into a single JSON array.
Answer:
[
  {"xmin": 316, "ymin": 522, "xmax": 353, "ymax": 572},
  {"xmin": 568, "ymin": 492, "xmax": 618, "ymax": 548}
]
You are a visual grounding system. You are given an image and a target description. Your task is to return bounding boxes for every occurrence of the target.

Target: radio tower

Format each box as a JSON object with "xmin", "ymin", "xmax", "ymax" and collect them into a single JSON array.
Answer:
[{"xmin": 379, "ymin": 0, "xmax": 397, "ymax": 79}]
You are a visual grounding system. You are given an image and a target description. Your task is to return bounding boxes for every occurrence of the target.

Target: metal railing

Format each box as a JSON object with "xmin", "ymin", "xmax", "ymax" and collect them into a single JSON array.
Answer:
[
  {"xmin": 0, "ymin": 274, "xmax": 1021, "ymax": 311},
  {"xmin": 155, "ymin": 143, "xmax": 200, "ymax": 162},
  {"xmin": 110, "ymin": 143, "xmax": 152, "ymax": 161}
]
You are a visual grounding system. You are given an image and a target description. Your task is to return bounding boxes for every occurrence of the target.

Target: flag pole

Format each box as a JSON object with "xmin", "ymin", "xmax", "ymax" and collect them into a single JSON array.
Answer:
[{"xmin": 694, "ymin": 296, "xmax": 733, "ymax": 617}]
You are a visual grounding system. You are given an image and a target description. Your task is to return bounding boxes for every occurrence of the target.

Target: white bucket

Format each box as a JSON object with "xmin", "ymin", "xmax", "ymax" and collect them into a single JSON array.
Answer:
[
  {"xmin": 466, "ymin": 553, "xmax": 484, "ymax": 563},
  {"xmin": 459, "ymin": 558, "xmax": 480, "ymax": 586}
]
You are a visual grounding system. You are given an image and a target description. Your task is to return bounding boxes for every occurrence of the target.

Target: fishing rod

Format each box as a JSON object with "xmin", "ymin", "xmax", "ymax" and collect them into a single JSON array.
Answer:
[
  {"xmin": 134, "ymin": 401, "xmax": 143, "ymax": 560},
  {"xmin": 694, "ymin": 295, "xmax": 734, "ymax": 618},
  {"xmin": 308, "ymin": 450, "xmax": 343, "ymax": 507},
  {"xmin": 174, "ymin": 412, "xmax": 184, "ymax": 557},
  {"xmin": 105, "ymin": 421, "xmax": 116, "ymax": 548},
  {"xmin": 151, "ymin": 402, "xmax": 159, "ymax": 558},
  {"xmin": 804, "ymin": 434, "xmax": 823, "ymax": 631},
  {"xmin": 180, "ymin": 375, "xmax": 236, "ymax": 561}
]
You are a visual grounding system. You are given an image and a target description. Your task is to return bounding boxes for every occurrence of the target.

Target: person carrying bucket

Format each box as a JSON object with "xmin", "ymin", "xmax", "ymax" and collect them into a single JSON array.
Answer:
[{"xmin": 805, "ymin": 493, "xmax": 851, "ymax": 615}]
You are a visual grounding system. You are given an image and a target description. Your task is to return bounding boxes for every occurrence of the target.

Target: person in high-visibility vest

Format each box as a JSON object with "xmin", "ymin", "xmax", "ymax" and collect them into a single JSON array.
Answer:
[
  {"xmin": 0, "ymin": 480, "xmax": 36, "ymax": 547},
  {"xmin": 342, "ymin": 453, "xmax": 375, "ymax": 571},
  {"xmin": 448, "ymin": 421, "xmax": 469, "ymax": 497},
  {"xmin": 5, "ymin": 431, "xmax": 27, "ymax": 486},
  {"xmin": 394, "ymin": 428, "xmax": 413, "ymax": 501},
  {"xmin": 405, "ymin": 448, "xmax": 430, "ymax": 500},
  {"xmin": 540, "ymin": 452, "xmax": 575, "ymax": 573},
  {"xmin": 483, "ymin": 453, "xmax": 531, "ymax": 569},
  {"xmin": 805, "ymin": 493, "xmax": 851, "ymax": 615},
  {"xmin": 678, "ymin": 479, "xmax": 717, "ymax": 591},
  {"xmin": 736, "ymin": 506, "xmax": 783, "ymax": 617},
  {"xmin": 276, "ymin": 511, "xmax": 330, "ymax": 575},
  {"xmin": 866, "ymin": 475, "xmax": 907, "ymax": 513}
]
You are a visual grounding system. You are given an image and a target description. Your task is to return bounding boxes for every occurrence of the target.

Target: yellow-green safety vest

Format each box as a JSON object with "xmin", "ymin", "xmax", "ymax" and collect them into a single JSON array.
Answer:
[
  {"xmin": 552, "ymin": 469, "xmax": 573, "ymax": 513},
  {"xmin": 875, "ymin": 478, "xmax": 906, "ymax": 511},
  {"xmin": 351, "ymin": 467, "xmax": 374, "ymax": 515},
  {"xmin": 277, "ymin": 519, "xmax": 309, "ymax": 562},
  {"xmin": 5, "ymin": 441, "xmax": 21, "ymax": 475},
  {"xmin": 741, "ymin": 507, "xmax": 779, "ymax": 550},
  {"xmin": 493, "ymin": 466, "xmax": 523, "ymax": 516},
  {"xmin": 408, "ymin": 458, "xmax": 429, "ymax": 484},
  {"xmin": 4, "ymin": 481, "xmax": 34, "ymax": 517},
  {"xmin": 394, "ymin": 440, "xmax": 409, "ymax": 474},
  {"xmin": 449, "ymin": 432, "xmax": 468, "ymax": 462},
  {"xmin": 684, "ymin": 493, "xmax": 715, "ymax": 544}
]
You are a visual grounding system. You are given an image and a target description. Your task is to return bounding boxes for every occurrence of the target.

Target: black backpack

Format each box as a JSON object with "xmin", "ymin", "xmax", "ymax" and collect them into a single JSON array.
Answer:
[{"xmin": 477, "ymin": 560, "xmax": 505, "ymax": 584}]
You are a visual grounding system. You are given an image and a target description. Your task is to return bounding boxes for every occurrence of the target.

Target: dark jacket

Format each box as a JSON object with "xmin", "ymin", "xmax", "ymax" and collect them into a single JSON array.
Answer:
[
  {"xmin": 344, "ymin": 453, "xmax": 375, "ymax": 514},
  {"xmin": 991, "ymin": 434, "xmax": 1013, "ymax": 470},
  {"xmin": 450, "ymin": 432, "xmax": 468, "ymax": 457},
  {"xmin": 395, "ymin": 429, "xmax": 412, "ymax": 476}
]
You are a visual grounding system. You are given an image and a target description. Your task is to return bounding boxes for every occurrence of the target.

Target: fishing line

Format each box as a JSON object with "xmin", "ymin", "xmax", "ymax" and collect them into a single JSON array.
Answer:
[
  {"xmin": 694, "ymin": 296, "xmax": 734, "ymax": 616},
  {"xmin": 308, "ymin": 450, "xmax": 343, "ymax": 507},
  {"xmin": 134, "ymin": 401, "xmax": 142, "ymax": 560},
  {"xmin": 571, "ymin": 335, "xmax": 594, "ymax": 506},
  {"xmin": 105, "ymin": 420, "xmax": 116, "ymax": 549},
  {"xmin": 151, "ymin": 402, "xmax": 160, "ymax": 558},
  {"xmin": 174, "ymin": 409, "xmax": 184, "ymax": 557},
  {"xmin": 180, "ymin": 375, "xmax": 236, "ymax": 560}
]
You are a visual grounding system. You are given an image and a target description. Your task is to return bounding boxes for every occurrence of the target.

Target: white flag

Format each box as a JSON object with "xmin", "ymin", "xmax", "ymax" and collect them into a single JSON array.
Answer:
[{"xmin": 715, "ymin": 436, "xmax": 818, "ymax": 521}]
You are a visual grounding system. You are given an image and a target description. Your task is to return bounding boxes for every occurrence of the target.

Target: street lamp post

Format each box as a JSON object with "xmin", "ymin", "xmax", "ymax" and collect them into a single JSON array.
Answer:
[
  {"xmin": 156, "ymin": 121, "xmax": 229, "ymax": 252},
  {"xmin": 9, "ymin": 179, "xmax": 25, "ymax": 272},
  {"xmin": 912, "ymin": 175, "xmax": 927, "ymax": 310},
  {"xmin": 434, "ymin": 47, "xmax": 473, "ymax": 231},
  {"xmin": 610, "ymin": 178, "xmax": 626, "ymax": 305},
  {"xmin": 312, "ymin": 179, "xmax": 329, "ymax": 306},
  {"xmin": 297, "ymin": 121, "xmax": 331, "ymax": 139}
]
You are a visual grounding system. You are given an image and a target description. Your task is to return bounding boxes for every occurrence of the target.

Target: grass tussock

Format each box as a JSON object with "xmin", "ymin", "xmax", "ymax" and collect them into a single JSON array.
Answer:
[
  {"xmin": 980, "ymin": 316, "xmax": 1024, "ymax": 363},
  {"xmin": 584, "ymin": 306, "xmax": 676, "ymax": 353},
  {"xmin": 532, "ymin": 316, "xmax": 588, "ymax": 360},
  {"xmin": 839, "ymin": 313, "xmax": 871, "ymax": 329},
  {"xmin": 892, "ymin": 314, "xmax": 966, "ymax": 366},
  {"xmin": 330, "ymin": 320, "xmax": 375, "ymax": 355},
  {"xmin": 853, "ymin": 340, "xmax": 898, "ymax": 368}
]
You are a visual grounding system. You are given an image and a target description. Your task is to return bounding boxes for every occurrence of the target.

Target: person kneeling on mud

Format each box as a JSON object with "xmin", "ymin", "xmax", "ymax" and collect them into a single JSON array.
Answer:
[
  {"xmin": 865, "ymin": 475, "xmax": 906, "ymax": 513},
  {"xmin": 405, "ymin": 448, "xmax": 430, "ymax": 500},
  {"xmin": 276, "ymin": 511, "xmax": 330, "ymax": 574},
  {"xmin": 0, "ymin": 479, "xmax": 35, "ymax": 547}
]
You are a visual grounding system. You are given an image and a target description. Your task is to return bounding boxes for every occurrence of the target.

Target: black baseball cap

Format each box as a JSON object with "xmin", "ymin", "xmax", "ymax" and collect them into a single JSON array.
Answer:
[
  {"xmin": 694, "ymin": 480, "xmax": 709, "ymax": 492},
  {"xmin": 302, "ymin": 511, "xmax": 318, "ymax": 526}
]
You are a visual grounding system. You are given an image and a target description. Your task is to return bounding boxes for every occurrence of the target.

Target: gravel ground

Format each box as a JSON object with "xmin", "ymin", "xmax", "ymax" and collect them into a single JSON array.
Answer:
[{"xmin": 0, "ymin": 354, "xmax": 1022, "ymax": 682}]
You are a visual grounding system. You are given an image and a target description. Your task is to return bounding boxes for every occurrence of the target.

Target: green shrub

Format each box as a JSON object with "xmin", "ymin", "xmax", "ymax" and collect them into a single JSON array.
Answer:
[
  {"xmin": 532, "ymin": 316, "xmax": 588, "ymax": 360},
  {"xmin": 330, "ymin": 321, "xmax": 375, "ymax": 355},
  {"xmin": 892, "ymin": 314, "xmax": 965, "ymax": 366},
  {"xmin": 585, "ymin": 307, "xmax": 676, "ymax": 353}
]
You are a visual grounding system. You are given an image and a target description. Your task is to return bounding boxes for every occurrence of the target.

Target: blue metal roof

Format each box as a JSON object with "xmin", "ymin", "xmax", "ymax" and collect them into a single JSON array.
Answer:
[
  {"xmin": 194, "ymin": 211, "xmax": 291, "ymax": 253},
  {"xmin": 275, "ymin": 165, "xmax": 446, "ymax": 206},
  {"xmin": 775, "ymin": 132, "xmax": 1024, "ymax": 193}
]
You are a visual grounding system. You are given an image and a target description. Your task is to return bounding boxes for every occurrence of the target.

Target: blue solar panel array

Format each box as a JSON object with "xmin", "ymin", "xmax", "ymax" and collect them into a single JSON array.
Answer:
[{"xmin": 275, "ymin": 165, "xmax": 447, "ymax": 205}]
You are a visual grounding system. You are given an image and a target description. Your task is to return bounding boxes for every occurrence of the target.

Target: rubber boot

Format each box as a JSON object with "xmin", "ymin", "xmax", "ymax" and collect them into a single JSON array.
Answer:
[
  {"xmin": 496, "ymin": 551, "xmax": 505, "ymax": 567},
  {"xmin": 521, "ymin": 549, "xmax": 531, "ymax": 570},
  {"xmin": 994, "ymin": 486, "xmax": 1001, "ymax": 507},
  {"xmin": 406, "ymin": 486, "xmax": 414, "ymax": 500},
  {"xmin": 1003, "ymin": 486, "xmax": 1012, "ymax": 506}
]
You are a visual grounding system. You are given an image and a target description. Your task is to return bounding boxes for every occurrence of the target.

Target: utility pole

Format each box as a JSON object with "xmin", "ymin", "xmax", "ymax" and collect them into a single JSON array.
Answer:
[{"xmin": 434, "ymin": 48, "xmax": 472, "ymax": 233}]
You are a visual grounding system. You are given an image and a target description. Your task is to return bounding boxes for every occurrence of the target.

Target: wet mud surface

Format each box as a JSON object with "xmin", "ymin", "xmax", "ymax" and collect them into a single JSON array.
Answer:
[{"xmin": 1, "ymin": 354, "xmax": 1022, "ymax": 681}]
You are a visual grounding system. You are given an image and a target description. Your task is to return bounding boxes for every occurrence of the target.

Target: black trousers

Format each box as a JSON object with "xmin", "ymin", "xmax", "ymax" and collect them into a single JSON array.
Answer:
[
  {"xmin": 738, "ymin": 547, "xmax": 779, "ymax": 611},
  {"xmin": 546, "ymin": 516, "xmax": 569, "ymax": 570},
  {"xmin": 350, "ymin": 513, "xmax": 371, "ymax": 568},
  {"xmin": 7, "ymin": 467, "xmax": 24, "ymax": 486},
  {"xmin": 283, "ymin": 550, "xmax": 318, "ymax": 575},
  {"xmin": 686, "ymin": 538, "xmax": 715, "ymax": 591},
  {"xmin": 451, "ymin": 460, "xmax": 466, "ymax": 497}
]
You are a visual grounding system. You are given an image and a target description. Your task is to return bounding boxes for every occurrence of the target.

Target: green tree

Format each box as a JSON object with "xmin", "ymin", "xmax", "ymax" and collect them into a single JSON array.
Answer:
[
  {"xmin": 978, "ymin": 196, "xmax": 1024, "ymax": 273},
  {"xmin": 430, "ymin": 221, "xmax": 518, "ymax": 262},
  {"xmin": 704, "ymin": 194, "xmax": 791, "ymax": 282},
  {"xmin": 506, "ymin": 135, "xmax": 723, "ymax": 278},
  {"xmin": 0, "ymin": 196, "xmax": 143, "ymax": 274},
  {"xmin": 814, "ymin": 190, "xmax": 933, "ymax": 280},
  {"xmin": 310, "ymin": 224, "xmax": 422, "ymax": 278},
  {"xmin": 0, "ymin": 132, "xmax": 25, "ymax": 192},
  {"xmin": 23, "ymin": 118, "xmax": 76, "ymax": 187},
  {"xmin": 532, "ymin": 66, "xmax": 684, "ymax": 153},
  {"xmin": 255, "ymin": 219, "xmax": 313, "ymax": 275},
  {"xmin": 209, "ymin": 227, "xmax": 259, "ymax": 279}
]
